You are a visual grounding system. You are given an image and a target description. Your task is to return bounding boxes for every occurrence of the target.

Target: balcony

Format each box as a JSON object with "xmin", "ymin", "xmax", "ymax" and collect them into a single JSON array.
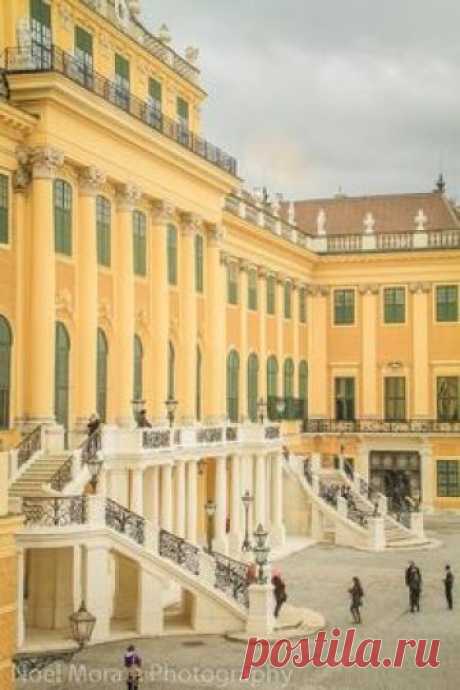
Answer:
[
  {"xmin": 267, "ymin": 397, "xmax": 306, "ymax": 422},
  {"xmin": 3, "ymin": 46, "xmax": 237, "ymax": 177},
  {"xmin": 302, "ymin": 418, "xmax": 460, "ymax": 434}
]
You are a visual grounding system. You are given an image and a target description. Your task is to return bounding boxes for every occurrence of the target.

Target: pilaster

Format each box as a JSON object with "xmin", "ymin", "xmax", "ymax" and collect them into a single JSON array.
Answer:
[
  {"xmin": 359, "ymin": 284, "xmax": 379, "ymax": 418},
  {"xmin": 205, "ymin": 225, "xmax": 227, "ymax": 423},
  {"xmin": 307, "ymin": 285, "xmax": 330, "ymax": 418},
  {"xmin": 409, "ymin": 283, "xmax": 431, "ymax": 418}
]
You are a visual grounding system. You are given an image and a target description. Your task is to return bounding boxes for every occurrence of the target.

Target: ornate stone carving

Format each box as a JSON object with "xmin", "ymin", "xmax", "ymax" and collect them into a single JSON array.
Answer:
[
  {"xmin": 98, "ymin": 300, "xmax": 113, "ymax": 328},
  {"xmin": 358, "ymin": 283, "xmax": 379, "ymax": 295},
  {"xmin": 116, "ymin": 183, "xmax": 142, "ymax": 211},
  {"xmin": 306, "ymin": 285, "xmax": 330, "ymax": 297},
  {"xmin": 207, "ymin": 223, "xmax": 226, "ymax": 247},
  {"xmin": 152, "ymin": 199, "xmax": 176, "ymax": 223},
  {"xmin": 30, "ymin": 147, "xmax": 64, "ymax": 179},
  {"xmin": 180, "ymin": 211, "xmax": 202, "ymax": 235},
  {"xmin": 257, "ymin": 265, "xmax": 268, "ymax": 278},
  {"xmin": 219, "ymin": 250, "xmax": 230, "ymax": 266},
  {"xmin": 414, "ymin": 209, "xmax": 428, "ymax": 232},
  {"xmin": 185, "ymin": 46, "xmax": 199, "ymax": 65},
  {"xmin": 57, "ymin": 1, "xmax": 73, "ymax": 31},
  {"xmin": 408, "ymin": 282, "xmax": 431, "ymax": 294},
  {"xmin": 287, "ymin": 201, "xmax": 295, "ymax": 225},
  {"xmin": 98, "ymin": 31, "xmax": 111, "ymax": 58},
  {"xmin": 363, "ymin": 212, "xmax": 375, "ymax": 234},
  {"xmin": 55, "ymin": 290, "xmax": 74, "ymax": 320},
  {"xmin": 79, "ymin": 166, "xmax": 106, "ymax": 195},
  {"xmin": 317, "ymin": 209, "xmax": 326, "ymax": 235},
  {"xmin": 135, "ymin": 309, "xmax": 149, "ymax": 332},
  {"xmin": 13, "ymin": 148, "xmax": 31, "ymax": 192},
  {"xmin": 238, "ymin": 259, "xmax": 250, "ymax": 273}
]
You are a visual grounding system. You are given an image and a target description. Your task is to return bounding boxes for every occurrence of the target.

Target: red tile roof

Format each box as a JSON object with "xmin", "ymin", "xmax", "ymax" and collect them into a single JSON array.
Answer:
[{"xmin": 281, "ymin": 192, "xmax": 460, "ymax": 236}]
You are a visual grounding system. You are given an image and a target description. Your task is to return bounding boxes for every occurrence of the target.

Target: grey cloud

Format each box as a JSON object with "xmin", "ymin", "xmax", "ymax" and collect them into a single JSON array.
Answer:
[{"xmin": 142, "ymin": 0, "xmax": 460, "ymax": 199}]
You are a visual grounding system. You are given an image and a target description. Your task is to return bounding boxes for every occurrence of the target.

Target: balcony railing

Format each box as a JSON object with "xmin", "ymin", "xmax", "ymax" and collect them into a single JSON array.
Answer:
[
  {"xmin": 4, "ymin": 46, "xmax": 237, "ymax": 177},
  {"xmin": 303, "ymin": 418, "xmax": 460, "ymax": 434},
  {"xmin": 267, "ymin": 397, "xmax": 306, "ymax": 421}
]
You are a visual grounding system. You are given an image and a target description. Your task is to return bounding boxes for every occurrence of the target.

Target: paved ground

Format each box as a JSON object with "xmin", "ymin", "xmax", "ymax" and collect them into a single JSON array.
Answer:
[{"xmin": 17, "ymin": 514, "xmax": 460, "ymax": 690}]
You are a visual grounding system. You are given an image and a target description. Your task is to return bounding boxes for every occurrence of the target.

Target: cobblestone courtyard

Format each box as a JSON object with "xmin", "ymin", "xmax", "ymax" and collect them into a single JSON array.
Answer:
[{"xmin": 18, "ymin": 515, "xmax": 460, "ymax": 690}]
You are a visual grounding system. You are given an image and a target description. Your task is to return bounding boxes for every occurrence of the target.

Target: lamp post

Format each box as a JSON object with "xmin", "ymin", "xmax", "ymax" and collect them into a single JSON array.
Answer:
[
  {"xmin": 252, "ymin": 523, "xmax": 270, "ymax": 584},
  {"xmin": 164, "ymin": 397, "xmax": 178, "ymax": 428},
  {"xmin": 241, "ymin": 490, "xmax": 254, "ymax": 552},
  {"xmin": 87, "ymin": 454, "xmax": 103, "ymax": 493},
  {"xmin": 69, "ymin": 600, "xmax": 97, "ymax": 649},
  {"xmin": 257, "ymin": 397, "xmax": 267, "ymax": 425},
  {"xmin": 131, "ymin": 398, "xmax": 145, "ymax": 425},
  {"xmin": 204, "ymin": 499, "xmax": 216, "ymax": 554}
]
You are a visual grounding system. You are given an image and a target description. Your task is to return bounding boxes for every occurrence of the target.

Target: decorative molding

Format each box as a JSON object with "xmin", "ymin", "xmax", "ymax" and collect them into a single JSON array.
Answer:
[
  {"xmin": 116, "ymin": 183, "xmax": 142, "ymax": 211},
  {"xmin": 219, "ymin": 250, "xmax": 230, "ymax": 266},
  {"xmin": 206, "ymin": 223, "xmax": 226, "ymax": 247},
  {"xmin": 57, "ymin": 1, "xmax": 73, "ymax": 31},
  {"xmin": 180, "ymin": 211, "xmax": 202, "ymax": 236},
  {"xmin": 98, "ymin": 300, "xmax": 113, "ymax": 330},
  {"xmin": 257, "ymin": 265, "xmax": 268, "ymax": 278},
  {"xmin": 55, "ymin": 290, "xmax": 74, "ymax": 321},
  {"xmin": 408, "ymin": 282, "xmax": 431, "ymax": 294},
  {"xmin": 152, "ymin": 199, "xmax": 176, "ymax": 224},
  {"xmin": 358, "ymin": 283, "xmax": 379, "ymax": 296},
  {"xmin": 135, "ymin": 309, "xmax": 149, "ymax": 333},
  {"xmin": 79, "ymin": 166, "xmax": 107, "ymax": 196},
  {"xmin": 307, "ymin": 285, "xmax": 330, "ymax": 297},
  {"xmin": 238, "ymin": 259, "xmax": 250, "ymax": 272},
  {"xmin": 30, "ymin": 146, "xmax": 64, "ymax": 179},
  {"xmin": 13, "ymin": 147, "xmax": 31, "ymax": 192}
]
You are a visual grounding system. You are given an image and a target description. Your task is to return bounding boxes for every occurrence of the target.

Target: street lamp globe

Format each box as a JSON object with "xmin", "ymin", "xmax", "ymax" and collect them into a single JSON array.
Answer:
[
  {"xmin": 252, "ymin": 523, "xmax": 270, "ymax": 584},
  {"xmin": 69, "ymin": 601, "xmax": 96, "ymax": 649}
]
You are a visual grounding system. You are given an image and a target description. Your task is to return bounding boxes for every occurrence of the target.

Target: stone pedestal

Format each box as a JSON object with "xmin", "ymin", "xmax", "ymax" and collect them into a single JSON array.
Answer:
[
  {"xmin": 410, "ymin": 511, "xmax": 425, "ymax": 539},
  {"xmin": 246, "ymin": 584, "xmax": 274, "ymax": 636},
  {"xmin": 368, "ymin": 516, "xmax": 385, "ymax": 551}
]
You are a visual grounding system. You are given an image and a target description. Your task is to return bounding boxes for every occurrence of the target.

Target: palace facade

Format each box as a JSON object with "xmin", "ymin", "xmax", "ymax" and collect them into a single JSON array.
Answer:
[{"xmin": 0, "ymin": 0, "xmax": 459, "ymax": 674}]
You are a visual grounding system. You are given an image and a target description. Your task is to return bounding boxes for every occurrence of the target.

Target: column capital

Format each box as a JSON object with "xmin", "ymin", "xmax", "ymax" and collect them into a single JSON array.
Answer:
[
  {"xmin": 30, "ymin": 146, "xmax": 65, "ymax": 179},
  {"xmin": 116, "ymin": 183, "xmax": 143, "ymax": 211},
  {"xmin": 152, "ymin": 199, "xmax": 176, "ymax": 223},
  {"xmin": 220, "ymin": 250, "xmax": 231, "ymax": 266},
  {"xmin": 206, "ymin": 222, "xmax": 226, "ymax": 247},
  {"xmin": 257, "ymin": 265, "xmax": 268, "ymax": 278},
  {"xmin": 409, "ymin": 282, "xmax": 431, "ymax": 294},
  {"xmin": 239, "ymin": 259, "xmax": 251, "ymax": 272},
  {"xmin": 306, "ymin": 284, "xmax": 330, "ymax": 297},
  {"xmin": 79, "ymin": 166, "xmax": 107, "ymax": 196},
  {"xmin": 14, "ymin": 146, "xmax": 31, "ymax": 192},
  {"xmin": 276, "ymin": 272, "xmax": 287, "ymax": 284},
  {"xmin": 180, "ymin": 211, "xmax": 202, "ymax": 236},
  {"xmin": 358, "ymin": 283, "xmax": 379, "ymax": 296}
]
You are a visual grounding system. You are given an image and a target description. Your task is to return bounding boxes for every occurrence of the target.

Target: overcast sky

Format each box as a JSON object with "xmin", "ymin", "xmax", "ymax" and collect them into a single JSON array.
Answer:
[{"xmin": 142, "ymin": 0, "xmax": 460, "ymax": 201}]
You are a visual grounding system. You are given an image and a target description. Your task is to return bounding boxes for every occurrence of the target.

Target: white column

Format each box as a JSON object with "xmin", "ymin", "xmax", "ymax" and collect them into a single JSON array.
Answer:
[
  {"xmin": 213, "ymin": 456, "xmax": 228, "ymax": 553},
  {"xmin": 84, "ymin": 545, "xmax": 111, "ymax": 642},
  {"xmin": 271, "ymin": 453, "xmax": 286, "ymax": 547},
  {"xmin": 161, "ymin": 464, "xmax": 173, "ymax": 531},
  {"xmin": 186, "ymin": 459, "xmax": 198, "ymax": 543},
  {"xmin": 144, "ymin": 466, "xmax": 160, "ymax": 526},
  {"xmin": 175, "ymin": 460, "xmax": 186, "ymax": 537},
  {"xmin": 17, "ymin": 548, "xmax": 25, "ymax": 649},
  {"xmin": 130, "ymin": 468, "xmax": 144, "ymax": 515},
  {"xmin": 229, "ymin": 455, "xmax": 242, "ymax": 556},
  {"xmin": 255, "ymin": 454, "xmax": 267, "ymax": 528}
]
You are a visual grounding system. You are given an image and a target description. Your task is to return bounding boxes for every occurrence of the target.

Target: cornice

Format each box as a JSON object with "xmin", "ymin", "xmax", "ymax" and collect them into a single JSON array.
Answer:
[{"xmin": 0, "ymin": 101, "xmax": 37, "ymax": 137}]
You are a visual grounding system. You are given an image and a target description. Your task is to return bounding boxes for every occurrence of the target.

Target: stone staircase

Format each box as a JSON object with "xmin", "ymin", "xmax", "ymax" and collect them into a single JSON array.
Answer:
[{"xmin": 9, "ymin": 453, "xmax": 71, "ymax": 497}]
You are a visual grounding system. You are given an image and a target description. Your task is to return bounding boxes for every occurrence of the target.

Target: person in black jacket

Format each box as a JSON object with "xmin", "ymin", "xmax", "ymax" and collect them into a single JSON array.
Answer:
[
  {"xmin": 348, "ymin": 576, "xmax": 364, "ymax": 624},
  {"xmin": 405, "ymin": 561, "xmax": 422, "ymax": 612},
  {"xmin": 272, "ymin": 575, "xmax": 287, "ymax": 618},
  {"xmin": 444, "ymin": 565, "xmax": 454, "ymax": 610}
]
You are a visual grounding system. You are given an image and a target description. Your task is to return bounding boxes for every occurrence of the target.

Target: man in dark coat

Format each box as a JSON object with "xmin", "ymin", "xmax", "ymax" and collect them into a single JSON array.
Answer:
[
  {"xmin": 444, "ymin": 565, "xmax": 454, "ymax": 610},
  {"xmin": 405, "ymin": 561, "xmax": 422, "ymax": 612}
]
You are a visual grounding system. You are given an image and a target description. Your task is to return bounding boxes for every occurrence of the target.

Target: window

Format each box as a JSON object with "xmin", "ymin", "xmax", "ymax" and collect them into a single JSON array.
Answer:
[
  {"xmin": 54, "ymin": 322, "xmax": 70, "ymax": 431},
  {"xmin": 436, "ymin": 285, "xmax": 458, "ymax": 322},
  {"xmin": 267, "ymin": 275, "xmax": 276, "ymax": 314},
  {"xmin": 437, "ymin": 377, "xmax": 460, "ymax": 421},
  {"xmin": 196, "ymin": 347, "xmax": 202, "ymax": 421},
  {"xmin": 114, "ymin": 54, "xmax": 130, "ymax": 110},
  {"xmin": 299, "ymin": 361, "xmax": 308, "ymax": 419},
  {"xmin": 226, "ymin": 350, "xmax": 240, "ymax": 423},
  {"xmin": 167, "ymin": 225, "xmax": 177, "ymax": 285},
  {"xmin": 437, "ymin": 460, "xmax": 460, "ymax": 497},
  {"xmin": 168, "ymin": 341, "xmax": 175, "ymax": 400},
  {"xmin": 147, "ymin": 78, "xmax": 162, "ymax": 128},
  {"xmin": 54, "ymin": 179, "xmax": 72, "ymax": 255},
  {"xmin": 247, "ymin": 353, "xmax": 259, "ymax": 422},
  {"xmin": 75, "ymin": 26, "xmax": 93, "ymax": 87},
  {"xmin": 0, "ymin": 175, "xmax": 8, "ymax": 244},
  {"xmin": 227, "ymin": 263, "xmax": 238, "ymax": 305},
  {"xmin": 384, "ymin": 287, "xmax": 405, "ymax": 324},
  {"xmin": 30, "ymin": 0, "xmax": 51, "ymax": 68},
  {"xmin": 299, "ymin": 287, "xmax": 306, "ymax": 323},
  {"xmin": 96, "ymin": 196, "xmax": 111, "ymax": 266},
  {"xmin": 0, "ymin": 316, "xmax": 12, "ymax": 429},
  {"xmin": 284, "ymin": 282, "xmax": 292, "ymax": 318},
  {"xmin": 133, "ymin": 335, "xmax": 143, "ymax": 401},
  {"xmin": 96, "ymin": 328, "xmax": 108, "ymax": 422},
  {"xmin": 248, "ymin": 269, "xmax": 258, "ymax": 310},
  {"xmin": 267, "ymin": 356, "xmax": 278, "ymax": 420},
  {"xmin": 334, "ymin": 289, "xmax": 355, "ymax": 325},
  {"xmin": 335, "ymin": 378, "xmax": 355, "ymax": 421},
  {"xmin": 177, "ymin": 97, "xmax": 189, "ymax": 144},
  {"xmin": 384, "ymin": 377, "xmax": 406, "ymax": 421},
  {"xmin": 133, "ymin": 211, "xmax": 147, "ymax": 276},
  {"xmin": 283, "ymin": 359, "xmax": 294, "ymax": 398},
  {"xmin": 195, "ymin": 234, "xmax": 204, "ymax": 292}
]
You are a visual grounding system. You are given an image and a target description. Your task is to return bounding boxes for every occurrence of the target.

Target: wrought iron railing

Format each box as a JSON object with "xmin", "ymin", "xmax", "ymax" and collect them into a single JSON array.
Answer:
[
  {"xmin": 80, "ymin": 428, "xmax": 102, "ymax": 464},
  {"xmin": 49, "ymin": 456, "xmax": 73, "ymax": 492},
  {"xmin": 143, "ymin": 429, "xmax": 171, "ymax": 449},
  {"xmin": 16, "ymin": 425, "xmax": 42, "ymax": 469},
  {"xmin": 105, "ymin": 498, "xmax": 145, "ymax": 545},
  {"xmin": 303, "ymin": 418, "xmax": 460, "ymax": 434},
  {"xmin": 22, "ymin": 496, "xmax": 86, "ymax": 527},
  {"xmin": 214, "ymin": 552, "xmax": 249, "ymax": 608},
  {"xmin": 264, "ymin": 425, "xmax": 280, "ymax": 440},
  {"xmin": 226, "ymin": 426, "xmax": 238, "ymax": 442},
  {"xmin": 4, "ymin": 45, "xmax": 237, "ymax": 177},
  {"xmin": 303, "ymin": 460, "xmax": 313, "ymax": 485},
  {"xmin": 347, "ymin": 505, "xmax": 371, "ymax": 528},
  {"xmin": 159, "ymin": 529, "xmax": 200, "ymax": 575},
  {"xmin": 196, "ymin": 427, "xmax": 223, "ymax": 444},
  {"xmin": 318, "ymin": 480, "xmax": 339, "ymax": 508},
  {"xmin": 267, "ymin": 397, "xmax": 305, "ymax": 421}
]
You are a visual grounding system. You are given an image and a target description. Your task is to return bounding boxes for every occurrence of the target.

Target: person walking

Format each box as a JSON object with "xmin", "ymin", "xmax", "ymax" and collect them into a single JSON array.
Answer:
[
  {"xmin": 87, "ymin": 413, "xmax": 100, "ymax": 436},
  {"xmin": 124, "ymin": 644, "xmax": 142, "ymax": 690},
  {"xmin": 272, "ymin": 574, "xmax": 287, "ymax": 618},
  {"xmin": 444, "ymin": 565, "xmax": 454, "ymax": 610},
  {"xmin": 348, "ymin": 576, "xmax": 364, "ymax": 624},
  {"xmin": 405, "ymin": 561, "xmax": 422, "ymax": 612}
]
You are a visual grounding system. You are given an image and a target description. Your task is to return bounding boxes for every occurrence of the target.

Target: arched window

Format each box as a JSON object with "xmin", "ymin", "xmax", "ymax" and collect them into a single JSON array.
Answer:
[
  {"xmin": 168, "ymin": 341, "xmax": 175, "ymax": 400},
  {"xmin": 54, "ymin": 179, "xmax": 72, "ymax": 255},
  {"xmin": 133, "ymin": 334, "xmax": 143, "ymax": 401},
  {"xmin": 299, "ymin": 360, "xmax": 308, "ymax": 419},
  {"xmin": 283, "ymin": 358, "xmax": 295, "ymax": 419},
  {"xmin": 96, "ymin": 328, "xmax": 108, "ymax": 422},
  {"xmin": 247, "ymin": 353, "xmax": 259, "ymax": 422},
  {"xmin": 195, "ymin": 234, "xmax": 204, "ymax": 292},
  {"xmin": 54, "ymin": 322, "xmax": 70, "ymax": 431},
  {"xmin": 266, "ymin": 355, "xmax": 278, "ymax": 420},
  {"xmin": 226, "ymin": 350, "xmax": 240, "ymax": 422},
  {"xmin": 284, "ymin": 281, "xmax": 292, "ymax": 318},
  {"xmin": 96, "ymin": 196, "xmax": 111, "ymax": 266},
  {"xmin": 167, "ymin": 225, "xmax": 177, "ymax": 285},
  {"xmin": 0, "ymin": 316, "xmax": 12, "ymax": 429},
  {"xmin": 133, "ymin": 210, "xmax": 147, "ymax": 276},
  {"xmin": 196, "ymin": 346, "xmax": 202, "ymax": 420}
]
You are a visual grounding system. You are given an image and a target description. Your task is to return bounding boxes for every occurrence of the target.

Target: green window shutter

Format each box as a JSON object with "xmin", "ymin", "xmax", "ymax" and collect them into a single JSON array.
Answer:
[
  {"xmin": 168, "ymin": 342, "xmax": 175, "ymax": 399},
  {"xmin": 75, "ymin": 26, "xmax": 93, "ymax": 55},
  {"xmin": 167, "ymin": 225, "xmax": 177, "ymax": 285},
  {"xmin": 335, "ymin": 377, "xmax": 355, "ymax": 421},
  {"xmin": 267, "ymin": 275, "xmax": 275, "ymax": 314},
  {"xmin": 437, "ymin": 377, "xmax": 460, "ymax": 421},
  {"xmin": 115, "ymin": 54, "xmax": 130, "ymax": 81},
  {"xmin": 177, "ymin": 97, "xmax": 189, "ymax": 122},
  {"xmin": 284, "ymin": 282, "xmax": 292, "ymax": 318},
  {"xmin": 96, "ymin": 328, "xmax": 108, "ymax": 422},
  {"xmin": 283, "ymin": 359, "xmax": 294, "ymax": 398},
  {"xmin": 0, "ymin": 316, "xmax": 12, "ymax": 429},
  {"xmin": 195, "ymin": 234, "xmax": 203, "ymax": 292},
  {"xmin": 133, "ymin": 335, "xmax": 143, "ymax": 400},
  {"xmin": 247, "ymin": 354, "xmax": 259, "ymax": 422},
  {"xmin": 226, "ymin": 350, "xmax": 240, "ymax": 422},
  {"xmin": 0, "ymin": 175, "xmax": 9, "ymax": 244},
  {"xmin": 334, "ymin": 289, "xmax": 355, "ymax": 324},
  {"xmin": 436, "ymin": 286, "xmax": 458, "ymax": 322},
  {"xmin": 248, "ymin": 269, "xmax": 257, "ymax": 310},
  {"xmin": 54, "ymin": 322, "xmax": 70, "ymax": 431},
  {"xmin": 384, "ymin": 287, "xmax": 405, "ymax": 323},
  {"xmin": 54, "ymin": 179, "xmax": 72, "ymax": 255},
  {"xmin": 299, "ymin": 361, "xmax": 308, "ymax": 418},
  {"xmin": 384, "ymin": 377, "xmax": 406, "ymax": 421},
  {"xmin": 267, "ymin": 356, "xmax": 278, "ymax": 420},
  {"xmin": 31, "ymin": 0, "xmax": 51, "ymax": 26},
  {"xmin": 96, "ymin": 196, "xmax": 111, "ymax": 267},
  {"xmin": 149, "ymin": 78, "xmax": 162, "ymax": 104},
  {"xmin": 227, "ymin": 263, "xmax": 238, "ymax": 304},
  {"xmin": 437, "ymin": 460, "xmax": 460, "ymax": 497},
  {"xmin": 133, "ymin": 211, "xmax": 147, "ymax": 276},
  {"xmin": 299, "ymin": 287, "xmax": 306, "ymax": 323}
]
